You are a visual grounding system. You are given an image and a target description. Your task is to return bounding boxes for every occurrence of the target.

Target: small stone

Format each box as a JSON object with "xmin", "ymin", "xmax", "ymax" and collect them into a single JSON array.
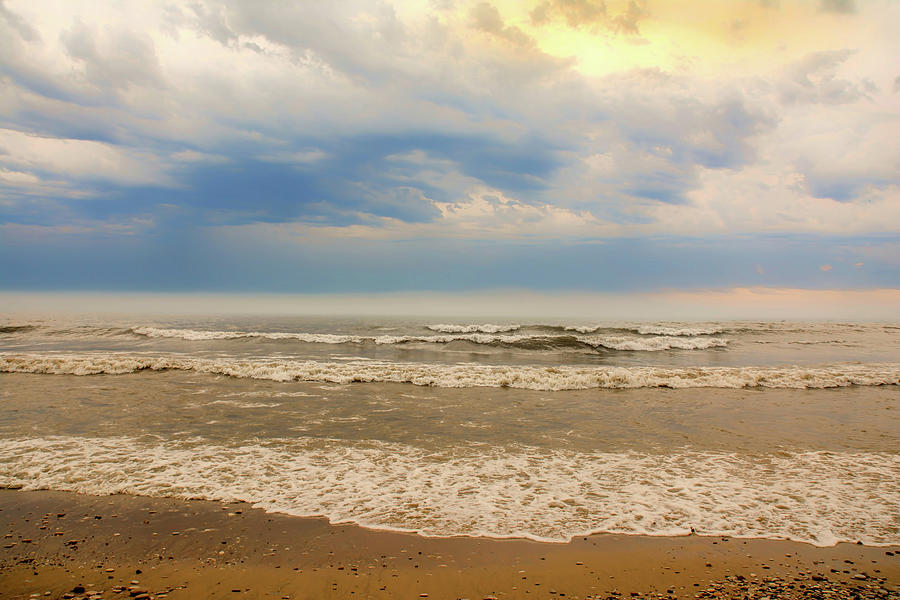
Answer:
[{"xmin": 72, "ymin": 586, "xmax": 86, "ymax": 594}]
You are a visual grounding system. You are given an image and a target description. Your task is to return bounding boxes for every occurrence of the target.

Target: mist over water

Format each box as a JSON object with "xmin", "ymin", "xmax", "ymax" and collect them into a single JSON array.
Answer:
[{"xmin": 1, "ymin": 310, "xmax": 898, "ymax": 546}]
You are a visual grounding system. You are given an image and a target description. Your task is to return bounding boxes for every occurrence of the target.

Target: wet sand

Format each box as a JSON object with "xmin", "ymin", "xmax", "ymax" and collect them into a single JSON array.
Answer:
[{"xmin": 1, "ymin": 489, "xmax": 898, "ymax": 599}]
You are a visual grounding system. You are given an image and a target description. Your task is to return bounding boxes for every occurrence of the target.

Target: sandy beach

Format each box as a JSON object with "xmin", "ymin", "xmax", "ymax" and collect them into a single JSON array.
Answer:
[{"xmin": 2, "ymin": 489, "xmax": 898, "ymax": 599}]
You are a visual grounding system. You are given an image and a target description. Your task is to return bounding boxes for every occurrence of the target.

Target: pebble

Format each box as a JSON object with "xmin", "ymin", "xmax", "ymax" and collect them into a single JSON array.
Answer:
[{"xmin": 692, "ymin": 572, "xmax": 897, "ymax": 599}]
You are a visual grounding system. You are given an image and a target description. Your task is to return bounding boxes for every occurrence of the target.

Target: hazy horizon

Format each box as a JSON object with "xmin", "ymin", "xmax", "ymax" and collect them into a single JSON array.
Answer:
[{"xmin": 2, "ymin": 287, "xmax": 898, "ymax": 321}]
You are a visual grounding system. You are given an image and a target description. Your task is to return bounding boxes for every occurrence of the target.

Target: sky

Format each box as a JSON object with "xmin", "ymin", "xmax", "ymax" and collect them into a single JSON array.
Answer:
[{"xmin": 0, "ymin": 0, "xmax": 898, "ymax": 295}]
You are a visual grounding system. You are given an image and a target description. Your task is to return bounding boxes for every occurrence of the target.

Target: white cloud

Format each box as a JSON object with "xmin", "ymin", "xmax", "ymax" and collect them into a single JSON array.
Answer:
[{"xmin": 0, "ymin": 128, "xmax": 171, "ymax": 186}]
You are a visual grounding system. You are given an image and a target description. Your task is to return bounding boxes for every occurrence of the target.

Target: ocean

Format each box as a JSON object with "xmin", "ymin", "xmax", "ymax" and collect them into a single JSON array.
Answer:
[{"xmin": 1, "ymin": 313, "xmax": 898, "ymax": 547}]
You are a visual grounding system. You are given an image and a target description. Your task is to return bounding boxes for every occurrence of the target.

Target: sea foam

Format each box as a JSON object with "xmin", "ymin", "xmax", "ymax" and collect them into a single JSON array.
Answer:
[
  {"xmin": 0, "ymin": 435, "xmax": 896, "ymax": 546},
  {"xmin": 130, "ymin": 326, "xmax": 726, "ymax": 351},
  {"xmin": 2, "ymin": 353, "xmax": 898, "ymax": 390},
  {"xmin": 426, "ymin": 323, "xmax": 521, "ymax": 333}
]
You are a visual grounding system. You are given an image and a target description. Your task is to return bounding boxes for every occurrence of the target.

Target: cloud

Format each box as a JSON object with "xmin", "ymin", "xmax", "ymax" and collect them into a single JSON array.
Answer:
[
  {"xmin": 0, "ymin": 0, "xmax": 37, "ymax": 41},
  {"xmin": 820, "ymin": 263, "xmax": 833, "ymax": 271},
  {"xmin": 532, "ymin": 0, "xmax": 607, "ymax": 27},
  {"xmin": 779, "ymin": 50, "xmax": 872, "ymax": 106},
  {"xmin": 0, "ymin": 0, "xmax": 899, "ymax": 294},
  {"xmin": 60, "ymin": 21, "xmax": 163, "ymax": 92},
  {"xmin": 819, "ymin": 0, "xmax": 855, "ymax": 14},
  {"xmin": 256, "ymin": 150, "xmax": 328, "ymax": 165},
  {"xmin": 530, "ymin": 0, "xmax": 646, "ymax": 34},
  {"xmin": 469, "ymin": 2, "xmax": 535, "ymax": 48},
  {"xmin": 0, "ymin": 128, "xmax": 171, "ymax": 187}
]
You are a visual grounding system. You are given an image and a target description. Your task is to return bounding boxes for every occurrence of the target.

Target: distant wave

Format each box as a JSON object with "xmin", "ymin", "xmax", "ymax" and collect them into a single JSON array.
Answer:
[
  {"xmin": 129, "ymin": 326, "xmax": 728, "ymax": 352},
  {"xmin": 427, "ymin": 323, "xmax": 521, "ymax": 333},
  {"xmin": 0, "ymin": 325, "xmax": 41, "ymax": 334},
  {"xmin": 2, "ymin": 353, "xmax": 897, "ymax": 390},
  {"xmin": 635, "ymin": 325, "xmax": 726, "ymax": 336},
  {"xmin": 563, "ymin": 325, "xmax": 602, "ymax": 334},
  {"xmin": 755, "ymin": 339, "xmax": 857, "ymax": 346},
  {"xmin": 5, "ymin": 321, "xmax": 896, "ymax": 350}
]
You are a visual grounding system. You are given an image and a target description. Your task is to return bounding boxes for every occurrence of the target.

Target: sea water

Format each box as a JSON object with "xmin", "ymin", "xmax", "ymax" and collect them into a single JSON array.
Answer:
[{"xmin": 1, "ymin": 314, "xmax": 898, "ymax": 546}]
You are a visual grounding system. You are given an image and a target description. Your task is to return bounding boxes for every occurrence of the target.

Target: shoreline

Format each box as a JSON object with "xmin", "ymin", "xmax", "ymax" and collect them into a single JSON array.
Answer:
[{"xmin": 2, "ymin": 490, "xmax": 898, "ymax": 599}]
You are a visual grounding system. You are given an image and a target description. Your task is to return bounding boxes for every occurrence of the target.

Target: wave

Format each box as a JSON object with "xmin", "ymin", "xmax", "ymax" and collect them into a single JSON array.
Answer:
[
  {"xmin": 427, "ymin": 323, "xmax": 521, "ymax": 333},
  {"xmin": 635, "ymin": 325, "xmax": 726, "ymax": 336},
  {"xmin": 129, "ymin": 326, "xmax": 727, "ymax": 352},
  {"xmin": 0, "ymin": 435, "xmax": 896, "ymax": 546},
  {"xmin": 564, "ymin": 325, "xmax": 725, "ymax": 336},
  {"xmin": 202, "ymin": 399, "xmax": 282, "ymax": 409},
  {"xmin": 564, "ymin": 325, "xmax": 601, "ymax": 334},
  {"xmin": 0, "ymin": 325, "xmax": 41, "ymax": 334},
  {"xmin": 2, "ymin": 353, "xmax": 898, "ymax": 390},
  {"xmin": 590, "ymin": 336, "xmax": 726, "ymax": 351}
]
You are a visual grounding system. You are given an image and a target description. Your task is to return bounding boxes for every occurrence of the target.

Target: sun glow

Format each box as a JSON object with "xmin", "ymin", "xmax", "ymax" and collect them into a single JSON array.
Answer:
[{"xmin": 455, "ymin": 0, "xmax": 873, "ymax": 77}]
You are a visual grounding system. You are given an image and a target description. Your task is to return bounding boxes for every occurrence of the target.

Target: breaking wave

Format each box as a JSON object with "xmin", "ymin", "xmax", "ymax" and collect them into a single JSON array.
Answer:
[
  {"xmin": 427, "ymin": 323, "xmax": 521, "ymax": 333},
  {"xmin": 129, "ymin": 326, "xmax": 728, "ymax": 352},
  {"xmin": 635, "ymin": 325, "xmax": 726, "ymax": 336},
  {"xmin": 0, "ymin": 435, "xmax": 896, "ymax": 546},
  {"xmin": 2, "ymin": 353, "xmax": 897, "ymax": 390},
  {"xmin": 0, "ymin": 325, "xmax": 41, "ymax": 334}
]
